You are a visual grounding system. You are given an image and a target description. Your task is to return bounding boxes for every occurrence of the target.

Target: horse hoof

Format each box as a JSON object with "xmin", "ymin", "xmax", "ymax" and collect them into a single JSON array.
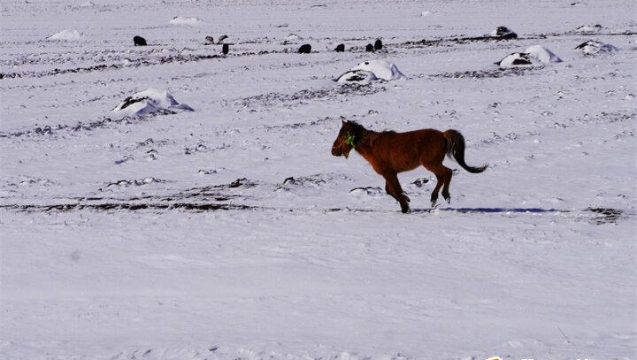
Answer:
[{"xmin": 401, "ymin": 205, "xmax": 410, "ymax": 213}]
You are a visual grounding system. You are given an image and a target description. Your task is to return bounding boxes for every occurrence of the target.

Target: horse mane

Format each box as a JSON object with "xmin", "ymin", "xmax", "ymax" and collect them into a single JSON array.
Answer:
[
  {"xmin": 347, "ymin": 121, "xmax": 396, "ymax": 135},
  {"xmin": 345, "ymin": 120, "xmax": 367, "ymax": 135},
  {"xmin": 346, "ymin": 121, "xmax": 398, "ymax": 147}
]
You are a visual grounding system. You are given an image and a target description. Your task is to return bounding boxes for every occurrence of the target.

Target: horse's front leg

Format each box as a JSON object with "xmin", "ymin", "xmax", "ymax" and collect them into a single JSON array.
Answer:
[
  {"xmin": 385, "ymin": 182, "xmax": 410, "ymax": 202},
  {"xmin": 382, "ymin": 172, "xmax": 410, "ymax": 213}
]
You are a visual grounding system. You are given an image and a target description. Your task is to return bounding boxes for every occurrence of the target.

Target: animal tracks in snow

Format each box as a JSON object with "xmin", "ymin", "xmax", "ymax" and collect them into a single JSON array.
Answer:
[{"xmin": 0, "ymin": 195, "xmax": 628, "ymax": 225}]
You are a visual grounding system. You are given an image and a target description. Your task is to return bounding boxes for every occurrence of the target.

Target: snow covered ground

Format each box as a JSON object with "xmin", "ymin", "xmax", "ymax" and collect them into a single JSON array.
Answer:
[{"xmin": 1, "ymin": 0, "xmax": 636, "ymax": 359}]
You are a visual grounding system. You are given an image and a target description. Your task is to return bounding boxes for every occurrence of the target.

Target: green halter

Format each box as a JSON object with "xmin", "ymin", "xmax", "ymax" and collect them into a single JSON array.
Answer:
[{"xmin": 345, "ymin": 133, "xmax": 355, "ymax": 149}]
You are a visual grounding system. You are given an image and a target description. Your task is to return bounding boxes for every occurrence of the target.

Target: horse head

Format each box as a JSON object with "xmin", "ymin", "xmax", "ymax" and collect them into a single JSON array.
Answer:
[{"xmin": 331, "ymin": 120, "xmax": 360, "ymax": 159}]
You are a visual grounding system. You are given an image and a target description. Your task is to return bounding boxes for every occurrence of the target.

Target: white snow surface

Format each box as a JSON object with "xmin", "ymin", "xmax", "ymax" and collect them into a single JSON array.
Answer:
[{"xmin": 1, "ymin": 0, "xmax": 636, "ymax": 360}]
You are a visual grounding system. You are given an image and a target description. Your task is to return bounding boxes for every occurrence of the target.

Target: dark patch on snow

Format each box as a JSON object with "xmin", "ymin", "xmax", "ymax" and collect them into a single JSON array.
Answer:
[
  {"xmin": 410, "ymin": 178, "xmax": 429, "ymax": 187},
  {"xmin": 430, "ymin": 68, "xmax": 538, "ymax": 79},
  {"xmin": 278, "ymin": 174, "xmax": 327, "ymax": 190},
  {"xmin": 587, "ymin": 207, "xmax": 624, "ymax": 224},
  {"xmin": 118, "ymin": 95, "xmax": 151, "ymax": 110},
  {"xmin": 349, "ymin": 186, "xmax": 384, "ymax": 195},
  {"xmin": 0, "ymin": 115, "xmax": 166, "ymax": 139},
  {"xmin": 0, "ymin": 53, "xmax": 225, "ymax": 79},
  {"xmin": 553, "ymin": 111, "xmax": 636, "ymax": 130},
  {"xmin": 401, "ymin": 35, "xmax": 531, "ymax": 49},
  {"xmin": 235, "ymin": 84, "xmax": 385, "ymax": 110},
  {"xmin": 255, "ymin": 116, "xmax": 336, "ymax": 135},
  {"xmin": 1, "ymin": 199, "xmax": 630, "ymax": 224},
  {"xmin": 0, "ymin": 202, "xmax": 255, "ymax": 213}
]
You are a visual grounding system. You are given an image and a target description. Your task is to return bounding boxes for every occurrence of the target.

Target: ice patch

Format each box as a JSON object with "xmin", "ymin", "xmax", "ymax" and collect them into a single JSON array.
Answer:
[
  {"xmin": 169, "ymin": 16, "xmax": 203, "ymax": 25},
  {"xmin": 47, "ymin": 29, "xmax": 82, "ymax": 40},
  {"xmin": 112, "ymin": 88, "xmax": 194, "ymax": 118}
]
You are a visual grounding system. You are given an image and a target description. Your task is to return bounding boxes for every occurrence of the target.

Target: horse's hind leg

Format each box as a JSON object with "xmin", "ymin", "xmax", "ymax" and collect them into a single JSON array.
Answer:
[
  {"xmin": 423, "ymin": 163, "xmax": 453, "ymax": 207},
  {"xmin": 382, "ymin": 172, "xmax": 410, "ymax": 213}
]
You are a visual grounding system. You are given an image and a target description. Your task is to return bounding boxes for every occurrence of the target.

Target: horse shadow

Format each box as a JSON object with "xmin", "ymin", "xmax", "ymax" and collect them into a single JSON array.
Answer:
[
  {"xmin": 410, "ymin": 207, "xmax": 566, "ymax": 214},
  {"xmin": 409, "ymin": 207, "xmax": 625, "ymax": 224}
]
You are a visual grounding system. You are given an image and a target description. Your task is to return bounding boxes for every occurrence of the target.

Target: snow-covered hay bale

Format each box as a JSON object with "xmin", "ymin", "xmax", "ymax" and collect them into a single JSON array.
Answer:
[
  {"xmin": 525, "ymin": 45, "xmax": 562, "ymax": 63},
  {"xmin": 348, "ymin": 59, "xmax": 405, "ymax": 81},
  {"xmin": 571, "ymin": 24, "xmax": 603, "ymax": 34},
  {"xmin": 575, "ymin": 40, "xmax": 619, "ymax": 55},
  {"xmin": 336, "ymin": 70, "xmax": 378, "ymax": 84},
  {"xmin": 112, "ymin": 88, "xmax": 194, "ymax": 118},
  {"xmin": 47, "ymin": 29, "xmax": 82, "ymax": 41},
  {"xmin": 495, "ymin": 52, "xmax": 534, "ymax": 68},
  {"xmin": 490, "ymin": 26, "xmax": 517, "ymax": 39}
]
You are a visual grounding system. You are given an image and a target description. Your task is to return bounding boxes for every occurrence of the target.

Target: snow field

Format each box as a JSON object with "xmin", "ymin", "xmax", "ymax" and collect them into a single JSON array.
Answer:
[{"xmin": 1, "ymin": 0, "xmax": 636, "ymax": 359}]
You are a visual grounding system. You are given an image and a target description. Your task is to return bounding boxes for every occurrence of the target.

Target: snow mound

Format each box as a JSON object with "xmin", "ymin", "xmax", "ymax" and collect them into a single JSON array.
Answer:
[
  {"xmin": 495, "ymin": 52, "xmax": 534, "ymax": 68},
  {"xmin": 571, "ymin": 24, "xmax": 603, "ymax": 34},
  {"xmin": 496, "ymin": 46, "xmax": 562, "ymax": 68},
  {"xmin": 80, "ymin": 1, "xmax": 95, "ymax": 7},
  {"xmin": 575, "ymin": 40, "xmax": 619, "ymax": 55},
  {"xmin": 169, "ymin": 16, "xmax": 202, "ymax": 25},
  {"xmin": 282, "ymin": 33, "xmax": 302, "ymax": 44},
  {"xmin": 112, "ymin": 88, "xmax": 194, "ymax": 118},
  {"xmin": 490, "ymin": 26, "xmax": 517, "ymax": 39},
  {"xmin": 341, "ymin": 59, "xmax": 406, "ymax": 81},
  {"xmin": 47, "ymin": 29, "xmax": 82, "ymax": 40},
  {"xmin": 336, "ymin": 70, "xmax": 378, "ymax": 84},
  {"xmin": 525, "ymin": 45, "xmax": 563, "ymax": 63}
]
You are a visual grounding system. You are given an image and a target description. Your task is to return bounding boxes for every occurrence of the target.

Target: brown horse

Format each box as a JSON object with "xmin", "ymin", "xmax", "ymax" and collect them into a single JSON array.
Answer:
[{"xmin": 331, "ymin": 120, "xmax": 487, "ymax": 213}]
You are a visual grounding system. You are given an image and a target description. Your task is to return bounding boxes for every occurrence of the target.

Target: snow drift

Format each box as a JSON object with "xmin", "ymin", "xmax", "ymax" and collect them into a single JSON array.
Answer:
[
  {"xmin": 575, "ymin": 40, "xmax": 619, "ymax": 55},
  {"xmin": 47, "ymin": 29, "xmax": 82, "ymax": 40},
  {"xmin": 525, "ymin": 45, "xmax": 563, "ymax": 64},
  {"xmin": 112, "ymin": 88, "xmax": 194, "ymax": 118},
  {"xmin": 169, "ymin": 16, "xmax": 203, "ymax": 25},
  {"xmin": 337, "ymin": 59, "xmax": 405, "ymax": 83},
  {"xmin": 496, "ymin": 45, "xmax": 562, "ymax": 68}
]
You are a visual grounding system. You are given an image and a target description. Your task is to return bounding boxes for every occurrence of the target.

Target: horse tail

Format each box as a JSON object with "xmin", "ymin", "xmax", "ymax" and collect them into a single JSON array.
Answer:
[{"xmin": 443, "ymin": 130, "xmax": 487, "ymax": 173}]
